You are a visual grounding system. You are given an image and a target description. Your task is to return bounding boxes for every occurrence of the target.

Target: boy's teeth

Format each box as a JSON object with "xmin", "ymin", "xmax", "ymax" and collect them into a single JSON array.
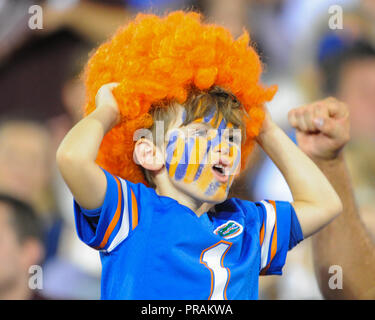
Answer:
[{"xmin": 213, "ymin": 164, "xmax": 225, "ymax": 174}]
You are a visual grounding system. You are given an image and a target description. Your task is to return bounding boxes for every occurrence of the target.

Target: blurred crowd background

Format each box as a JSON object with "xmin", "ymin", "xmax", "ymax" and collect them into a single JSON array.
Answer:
[{"xmin": 0, "ymin": 0, "xmax": 374, "ymax": 300}]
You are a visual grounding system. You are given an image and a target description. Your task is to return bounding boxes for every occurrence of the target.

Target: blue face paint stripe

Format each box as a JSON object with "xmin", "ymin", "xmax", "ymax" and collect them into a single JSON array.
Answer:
[
  {"xmin": 192, "ymin": 118, "xmax": 229, "ymax": 182},
  {"xmin": 217, "ymin": 117, "xmax": 227, "ymax": 133},
  {"xmin": 203, "ymin": 107, "xmax": 216, "ymax": 123},
  {"xmin": 181, "ymin": 109, "xmax": 187, "ymax": 123},
  {"xmin": 209, "ymin": 130, "xmax": 221, "ymax": 150},
  {"xmin": 174, "ymin": 137, "xmax": 195, "ymax": 181},
  {"xmin": 204, "ymin": 117, "xmax": 228, "ymax": 153},
  {"xmin": 204, "ymin": 181, "xmax": 221, "ymax": 196},
  {"xmin": 193, "ymin": 139, "xmax": 211, "ymax": 181},
  {"xmin": 165, "ymin": 131, "xmax": 179, "ymax": 171}
]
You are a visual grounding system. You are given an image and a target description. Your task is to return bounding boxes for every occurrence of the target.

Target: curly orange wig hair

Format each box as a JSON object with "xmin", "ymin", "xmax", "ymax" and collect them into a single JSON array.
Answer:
[{"xmin": 84, "ymin": 10, "xmax": 277, "ymax": 185}]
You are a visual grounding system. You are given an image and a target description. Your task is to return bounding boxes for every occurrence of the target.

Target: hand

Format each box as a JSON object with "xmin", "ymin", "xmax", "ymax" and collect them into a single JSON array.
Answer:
[
  {"xmin": 42, "ymin": 4, "xmax": 75, "ymax": 34},
  {"xmin": 256, "ymin": 107, "xmax": 278, "ymax": 141},
  {"xmin": 95, "ymin": 82, "xmax": 121, "ymax": 126},
  {"xmin": 288, "ymin": 97, "xmax": 350, "ymax": 161}
]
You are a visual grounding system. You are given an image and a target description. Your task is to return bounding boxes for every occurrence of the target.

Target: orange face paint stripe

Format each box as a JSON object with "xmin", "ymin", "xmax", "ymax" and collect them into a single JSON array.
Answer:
[
  {"xmin": 209, "ymin": 111, "xmax": 223, "ymax": 128},
  {"xmin": 229, "ymin": 144, "xmax": 241, "ymax": 164},
  {"xmin": 194, "ymin": 99, "xmax": 203, "ymax": 118},
  {"xmin": 183, "ymin": 139, "xmax": 204, "ymax": 183},
  {"xmin": 95, "ymin": 176, "xmax": 122, "ymax": 250},
  {"xmin": 130, "ymin": 188, "xmax": 138, "ymax": 230},
  {"xmin": 196, "ymin": 164, "xmax": 214, "ymax": 192},
  {"xmin": 229, "ymin": 145, "xmax": 233, "ymax": 157}
]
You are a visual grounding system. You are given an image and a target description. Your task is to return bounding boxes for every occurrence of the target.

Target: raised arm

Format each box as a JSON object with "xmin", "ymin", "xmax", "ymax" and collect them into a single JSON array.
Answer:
[
  {"xmin": 43, "ymin": 2, "xmax": 131, "ymax": 43},
  {"xmin": 256, "ymin": 109, "xmax": 342, "ymax": 238},
  {"xmin": 289, "ymin": 97, "xmax": 375, "ymax": 299},
  {"xmin": 56, "ymin": 83, "xmax": 120, "ymax": 210}
]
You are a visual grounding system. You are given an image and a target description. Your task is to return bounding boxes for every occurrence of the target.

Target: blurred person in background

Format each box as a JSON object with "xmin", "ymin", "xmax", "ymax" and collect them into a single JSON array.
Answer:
[
  {"xmin": 202, "ymin": 0, "xmax": 249, "ymax": 38},
  {"xmin": 255, "ymin": 5, "xmax": 375, "ymax": 299},
  {"xmin": 0, "ymin": 118, "xmax": 62, "ymax": 261},
  {"xmin": 251, "ymin": 1, "xmax": 375, "ymax": 300},
  {"xmin": 126, "ymin": 0, "xmax": 196, "ymax": 15},
  {"xmin": 0, "ymin": 0, "xmax": 129, "ymax": 119},
  {"xmin": 317, "ymin": 38, "xmax": 375, "ymax": 236},
  {"xmin": 307, "ymin": 11, "xmax": 375, "ymax": 299},
  {"xmin": 0, "ymin": 194, "xmax": 46, "ymax": 300},
  {"xmin": 42, "ymin": 0, "xmax": 130, "ymax": 43},
  {"xmin": 0, "ymin": 118, "xmax": 53, "ymax": 217},
  {"xmin": 289, "ymin": 95, "xmax": 375, "ymax": 300}
]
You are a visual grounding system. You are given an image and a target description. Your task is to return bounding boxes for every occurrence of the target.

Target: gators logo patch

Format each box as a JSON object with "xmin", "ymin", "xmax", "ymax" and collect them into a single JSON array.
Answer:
[{"xmin": 214, "ymin": 220, "xmax": 243, "ymax": 239}]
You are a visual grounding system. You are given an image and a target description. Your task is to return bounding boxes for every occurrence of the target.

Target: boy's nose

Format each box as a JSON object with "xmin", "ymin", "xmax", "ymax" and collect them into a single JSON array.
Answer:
[{"xmin": 214, "ymin": 140, "xmax": 230, "ymax": 155}]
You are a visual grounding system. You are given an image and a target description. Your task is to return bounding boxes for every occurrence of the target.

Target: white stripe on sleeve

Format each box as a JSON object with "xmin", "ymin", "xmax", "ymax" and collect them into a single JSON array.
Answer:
[
  {"xmin": 260, "ymin": 200, "xmax": 276, "ymax": 269},
  {"xmin": 106, "ymin": 178, "xmax": 130, "ymax": 252}
]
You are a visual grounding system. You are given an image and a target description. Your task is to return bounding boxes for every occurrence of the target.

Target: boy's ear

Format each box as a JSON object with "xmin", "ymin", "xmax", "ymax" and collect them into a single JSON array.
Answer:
[{"xmin": 133, "ymin": 138, "xmax": 164, "ymax": 171}]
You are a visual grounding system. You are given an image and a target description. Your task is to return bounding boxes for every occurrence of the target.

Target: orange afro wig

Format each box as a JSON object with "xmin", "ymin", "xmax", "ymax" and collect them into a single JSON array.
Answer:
[{"xmin": 84, "ymin": 10, "xmax": 277, "ymax": 185}]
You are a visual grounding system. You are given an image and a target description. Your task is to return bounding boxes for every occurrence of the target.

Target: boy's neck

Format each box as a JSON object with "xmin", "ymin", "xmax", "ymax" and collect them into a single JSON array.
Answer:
[{"xmin": 155, "ymin": 175, "xmax": 214, "ymax": 217}]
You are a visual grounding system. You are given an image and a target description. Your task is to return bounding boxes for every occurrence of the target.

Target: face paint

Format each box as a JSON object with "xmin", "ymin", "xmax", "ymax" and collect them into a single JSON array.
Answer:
[
  {"xmin": 174, "ymin": 137, "xmax": 195, "ymax": 180},
  {"xmin": 165, "ymin": 106, "xmax": 242, "ymax": 202}
]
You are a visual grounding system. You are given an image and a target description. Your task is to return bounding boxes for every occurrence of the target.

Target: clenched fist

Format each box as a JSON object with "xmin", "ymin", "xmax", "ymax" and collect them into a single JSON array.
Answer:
[
  {"xmin": 95, "ymin": 82, "xmax": 121, "ymax": 127},
  {"xmin": 288, "ymin": 97, "xmax": 350, "ymax": 160}
]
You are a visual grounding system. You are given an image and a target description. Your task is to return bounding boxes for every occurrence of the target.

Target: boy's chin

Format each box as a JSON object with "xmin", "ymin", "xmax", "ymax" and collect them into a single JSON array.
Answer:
[{"xmin": 182, "ymin": 186, "xmax": 229, "ymax": 204}]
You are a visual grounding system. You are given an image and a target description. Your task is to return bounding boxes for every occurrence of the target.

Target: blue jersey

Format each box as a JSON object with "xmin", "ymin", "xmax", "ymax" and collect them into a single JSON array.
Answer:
[{"xmin": 74, "ymin": 168, "xmax": 303, "ymax": 300}]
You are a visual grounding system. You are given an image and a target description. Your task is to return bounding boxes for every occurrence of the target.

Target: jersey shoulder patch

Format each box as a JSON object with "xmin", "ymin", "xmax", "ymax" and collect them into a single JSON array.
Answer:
[{"xmin": 213, "ymin": 220, "xmax": 243, "ymax": 239}]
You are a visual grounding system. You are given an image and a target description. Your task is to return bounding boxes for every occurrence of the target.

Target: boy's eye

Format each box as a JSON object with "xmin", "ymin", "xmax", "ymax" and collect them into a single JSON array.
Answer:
[
  {"xmin": 227, "ymin": 134, "xmax": 241, "ymax": 144},
  {"xmin": 193, "ymin": 128, "xmax": 208, "ymax": 137}
]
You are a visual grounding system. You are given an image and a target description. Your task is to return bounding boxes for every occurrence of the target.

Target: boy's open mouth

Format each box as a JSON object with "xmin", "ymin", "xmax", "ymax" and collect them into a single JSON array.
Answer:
[{"xmin": 211, "ymin": 160, "xmax": 230, "ymax": 183}]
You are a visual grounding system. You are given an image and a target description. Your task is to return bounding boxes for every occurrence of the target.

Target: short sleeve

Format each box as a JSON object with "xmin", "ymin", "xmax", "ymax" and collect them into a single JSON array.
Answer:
[
  {"xmin": 73, "ymin": 168, "xmax": 140, "ymax": 253},
  {"xmin": 256, "ymin": 200, "xmax": 303, "ymax": 276}
]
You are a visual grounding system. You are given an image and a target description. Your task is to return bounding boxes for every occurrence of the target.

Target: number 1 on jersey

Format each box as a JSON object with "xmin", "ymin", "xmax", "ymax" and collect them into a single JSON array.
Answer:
[{"xmin": 200, "ymin": 240, "xmax": 232, "ymax": 300}]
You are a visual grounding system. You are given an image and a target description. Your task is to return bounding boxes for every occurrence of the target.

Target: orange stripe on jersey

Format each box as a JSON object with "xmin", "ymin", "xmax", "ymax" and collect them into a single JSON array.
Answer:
[
  {"xmin": 130, "ymin": 188, "xmax": 138, "ymax": 230},
  {"xmin": 95, "ymin": 176, "xmax": 122, "ymax": 250},
  {"xmin": 268, "ymin": 200, "xmax": 278, "ymax": 261},
  {"xmin": 260, "ymin": 200, "xmax": 278, "ymax": 275}
]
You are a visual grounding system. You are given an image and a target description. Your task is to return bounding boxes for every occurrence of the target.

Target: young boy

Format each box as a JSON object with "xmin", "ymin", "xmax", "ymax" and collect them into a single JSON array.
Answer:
[{"xmin": 56, "ymin": 12, "xmax": 342, "ymax": 300}]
